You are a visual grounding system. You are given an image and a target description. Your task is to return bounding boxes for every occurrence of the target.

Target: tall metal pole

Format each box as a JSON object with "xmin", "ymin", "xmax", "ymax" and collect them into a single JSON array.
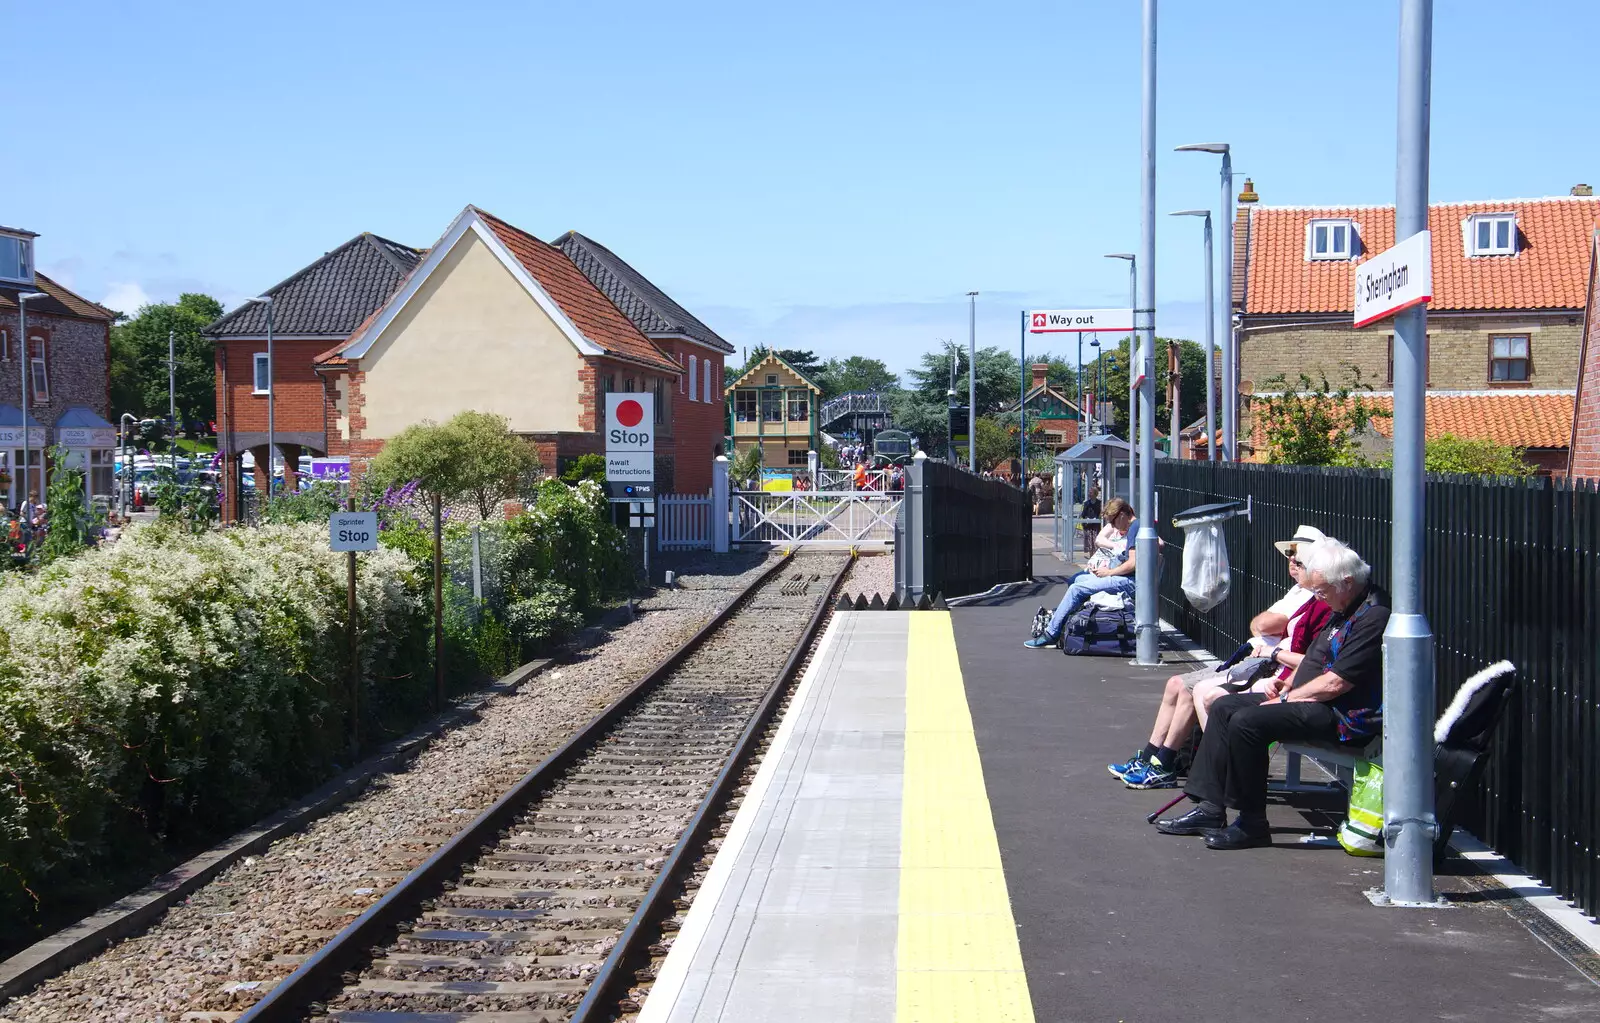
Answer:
[
  {"xmin": 967, "ymin": 292, "xmax": 978, "ymax": 474},
  {"xmin": 1133, "ymin": 0, "xmax": 1160, "ymax": 665},
  {"xmin": 1202, "ymin": 213, "xmax": 1217, "ymax": 460},
  {"xmin": 1077, "ymin": 335, "xmax": 1084, "ymax": 441},
  {"xmin": 18, "ymin": 297, "xmax": 31, "ymax": 509},
  {"xmin": 168, "ymin": 328, "xmax": 177, "ymax": 475},
  {"xmin": 1220, "ymin": 150, "xmax": 1236, "ymax": 460},
  {"xmin": 1383, "ymin": 0, "xmax": 1437, "ymax": 907},
  {"xmin": 1018, "ymin": 310, "xmax": 1027, "ymax": 481},
  {"xmin": 265, "ymin": 300, "xmax": 275, "ymax": 504},
  {"xmin": 1127, "ymin": 263, "xmax": 1137, "ymax": 503}
]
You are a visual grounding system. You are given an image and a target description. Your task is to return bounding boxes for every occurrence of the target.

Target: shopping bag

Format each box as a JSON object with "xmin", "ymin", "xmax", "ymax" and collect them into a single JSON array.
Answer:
[
  {"xmin": 1180, "ymin": 521, "xmax": 1230, "ymax": 611},
  {"xmin": 1337, "ymin": 759, "xmax": 1385, "ymax": 856}
]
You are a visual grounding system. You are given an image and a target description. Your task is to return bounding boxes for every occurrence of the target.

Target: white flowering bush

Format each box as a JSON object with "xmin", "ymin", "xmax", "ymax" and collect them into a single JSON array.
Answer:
[{"xmin": 0, "ymin": 520, "xmax": 426, "ymax": 926}]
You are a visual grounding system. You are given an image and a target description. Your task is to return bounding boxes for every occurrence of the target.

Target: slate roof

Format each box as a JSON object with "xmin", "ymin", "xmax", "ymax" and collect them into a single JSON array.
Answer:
[
  {"xmin": 1250, "ymin": 391, "xmax": 1576, "ymax": 451},
  {"xmin": 205, "ymin": 233, "xmax": 422, "ymax": 338},
  {"xmin": 1238, "ymin": 196, "xmax": 1600, "ymax": 315},
  {"xmin": 472, "ymin": 210, "xmax": 681, "ymax": 374},
  {"xmin": 554, "ymin": 231, "xmax": 734, "ymax": 353},
  {"xmin": 0, "ymin": 273, "xmax": 115, "ymax": 321}
]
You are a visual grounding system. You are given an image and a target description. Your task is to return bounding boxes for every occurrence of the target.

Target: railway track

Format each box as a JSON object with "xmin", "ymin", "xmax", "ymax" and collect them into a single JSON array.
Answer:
[{"xmin": 233, "ymin": 551, "xmax": 852, "ymax": 1023}]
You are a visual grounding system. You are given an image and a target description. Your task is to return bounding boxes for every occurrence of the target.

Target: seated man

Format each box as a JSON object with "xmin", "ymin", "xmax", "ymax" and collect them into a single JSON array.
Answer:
[
  {"xmin": 1025, "ymin": 499, "xmax": 1137, "ymax": 649},
  {"xmin": 1154, "ymin": 537, "xmax": 1389, "ymax": 849},
  {"xmin": 1114, "ymin": 526, "xmax": 1330, "ymax": 789}
]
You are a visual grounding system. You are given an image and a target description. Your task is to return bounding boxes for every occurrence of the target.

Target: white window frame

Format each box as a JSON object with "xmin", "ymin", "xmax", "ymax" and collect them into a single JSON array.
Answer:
[
  {"xmin": 27, "ymin": 334, "xmax": 48, "ymax": 403},
  {"xmin": 703, "ymin": 359, "xmax": 711, "ymax": 405},
  {"xmin": 0, "ymin": 235, "xmax": 32, "ymax": 284},
  {"xmin": 689, "ymin": 355, "xmax": 699, "ymax": 401},
  {"xmin": 1306, "ymin": 218, "xmax": 1355, "ymax": 261},
  {"xmin": 0, "ymin": 327, "xmax": 8, "ymax": 361},
  {"xmin": 678, "ymin": 354, "xmax": 685, "ymax": 393},
  {"xmin": 1465, "ymin": 213, "xmax": 1517, "ymax": 256},
  {"xmin": 253, "ymin": 352, "xmax": 271, "ymax": 394}
]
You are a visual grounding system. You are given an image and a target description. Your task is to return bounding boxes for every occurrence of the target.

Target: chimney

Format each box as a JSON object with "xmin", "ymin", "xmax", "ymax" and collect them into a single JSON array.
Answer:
[
  {"xmin": 1237, "ymin": 177, "xmax": 1259, "ymax": 204},
  {"xmin": 1573, "ymin": 184, "xmax": 1594, "ymax": 197},
  {"xmin": 1030, "ymin": 363, "xmax": 1049, "ymax": 389}
]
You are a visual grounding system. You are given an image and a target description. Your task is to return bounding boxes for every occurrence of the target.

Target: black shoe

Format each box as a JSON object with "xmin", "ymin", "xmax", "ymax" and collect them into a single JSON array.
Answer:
[
  {"xmin": 1154, "ymin": 806, "xmax": 1225, "ymax": 835},
  {"xmin": 1204, "ymin": 823, "xmax": 1272, "ymax": 850}
]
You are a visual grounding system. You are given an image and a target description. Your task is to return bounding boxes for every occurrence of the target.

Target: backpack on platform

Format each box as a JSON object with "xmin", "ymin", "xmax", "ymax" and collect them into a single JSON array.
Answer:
[{"xmin": 1061, "ymin": 599, "xmax": 1137, "ymax": 657}]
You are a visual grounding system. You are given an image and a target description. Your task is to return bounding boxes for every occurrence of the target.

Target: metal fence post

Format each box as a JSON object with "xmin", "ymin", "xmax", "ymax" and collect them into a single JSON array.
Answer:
[
  {"xmin": 907, "ymin": 451, "xmax": 928, "ymax": 601},
  {"xmin": 711, "ymin": 456, "xmax": 730, "ymax": 553}
]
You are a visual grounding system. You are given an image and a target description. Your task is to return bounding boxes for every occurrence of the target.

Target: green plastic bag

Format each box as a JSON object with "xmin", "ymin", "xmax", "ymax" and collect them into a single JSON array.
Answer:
[{"xmin": 1338, "ymin": 759, "xmax": 1385, "ymax": 856}]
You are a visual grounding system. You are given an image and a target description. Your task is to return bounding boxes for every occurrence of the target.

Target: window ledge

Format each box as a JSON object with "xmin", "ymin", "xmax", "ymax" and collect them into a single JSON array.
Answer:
[
  {"xmin": 252, "ymin": 389, "xmax": 271, "ymax": 396},
  {"xmin": 1487, "ymin": 380, "xmax": 1532, "ymax": 388}
]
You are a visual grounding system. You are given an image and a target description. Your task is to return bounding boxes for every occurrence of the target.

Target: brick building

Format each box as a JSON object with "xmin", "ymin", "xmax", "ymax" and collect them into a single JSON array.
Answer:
[
  {"xmin": 1233, "ymin": 182, "xmax": 1600, "ymax": 473},
  {"xmin": 1001, "ymin": 363, "xmax": 1085, "ymax": 458},
  {"xmin": 0, "ymin": 224, "xmax": 116, "ymax": 508},
  {"xmin": 724, "ymin": 352, "xmax": 820, "ymax": 470},
  {"xmin": 205, "ymin": 233, "xmax": 423, "ymax": 519},
  {"xmin": 316, "ymin": 206, "xmax": 723, "ymax": 492},
  {"xmin": 1569, "ymin": 229, "xmax": 1600, "ymax": 477}
]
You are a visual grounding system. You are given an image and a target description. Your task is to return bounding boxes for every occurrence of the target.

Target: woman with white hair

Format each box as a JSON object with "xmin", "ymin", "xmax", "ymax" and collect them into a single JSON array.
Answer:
[{"xmin": 1154, "ymin": 537, "xmax": 1391, "ymax": 850}]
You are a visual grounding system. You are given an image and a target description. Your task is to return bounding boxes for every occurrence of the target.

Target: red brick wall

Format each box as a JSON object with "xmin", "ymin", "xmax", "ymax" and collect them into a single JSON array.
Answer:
[
  {"xmin": 1572, "ymin": 257, "xmax": 1600, "ymax": 478},
  {"xmin": 214, "ymin": 338, "xmax": 332, "ymax": 437},
  {"xmin": 654, "ymin": 340, "xmax": 726, "ymax": 494}
]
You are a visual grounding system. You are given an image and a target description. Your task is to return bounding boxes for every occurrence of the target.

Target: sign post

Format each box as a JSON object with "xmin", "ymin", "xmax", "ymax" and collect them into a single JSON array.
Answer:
[
  {"xmin": 606, "ymin": 393, "xmax": 656, "ymax": 580},
  {"xmin": 329, "ymin": 504, "xmax": 378, "ymax": 756}
]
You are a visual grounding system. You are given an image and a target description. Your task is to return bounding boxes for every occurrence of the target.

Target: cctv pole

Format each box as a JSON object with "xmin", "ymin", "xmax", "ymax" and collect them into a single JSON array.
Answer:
[
  {"xmin": 967, "ymin": 292, "xmax": 978, "ymax": 473},
  {"xmin": 1202, "ymin": 214, "xmax": 1217, "ymax": 460},
  {"xmin": 1220, "ymin": 148, "xmax": 1236, "ymax": 460},
  {"xmin": 1133, "ymin": 0, "xmax": 1160, "ymax": 665},
  {"xmin": 1382, "ymin": 0, "xmax": 1438, "ymax": 907}
]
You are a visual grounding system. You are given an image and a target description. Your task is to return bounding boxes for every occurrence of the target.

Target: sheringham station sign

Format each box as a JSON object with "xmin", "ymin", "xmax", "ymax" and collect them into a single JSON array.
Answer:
[{"xmin": 1353, "ymin": 229, "xmax": 1433, "ymax": 328}]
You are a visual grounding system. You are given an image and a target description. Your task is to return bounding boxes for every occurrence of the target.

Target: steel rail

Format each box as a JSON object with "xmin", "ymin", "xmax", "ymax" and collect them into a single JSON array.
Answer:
[
  {"xmin": 568, "ymin": 552, "xmax": 854, "ymax": 1022},
  {"xmin": 235, "ymin": 552, "xmax": 801, "ymax": 1023}
]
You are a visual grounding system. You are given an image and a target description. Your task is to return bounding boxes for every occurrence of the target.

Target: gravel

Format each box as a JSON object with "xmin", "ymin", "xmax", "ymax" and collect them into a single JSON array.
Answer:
[
  {"xmin": 0, "ymin": 552, "xmax": 783, "ymax": 1023},
  {"xmin": 842, "ymin": 551, "xmax": 894, "ymax": 599}
]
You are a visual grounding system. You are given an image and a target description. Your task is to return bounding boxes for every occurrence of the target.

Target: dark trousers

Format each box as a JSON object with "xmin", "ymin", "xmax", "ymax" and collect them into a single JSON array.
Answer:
[{"xmin": 1184, "ymin": 694, "xmax": 1343, "ymax": 814}]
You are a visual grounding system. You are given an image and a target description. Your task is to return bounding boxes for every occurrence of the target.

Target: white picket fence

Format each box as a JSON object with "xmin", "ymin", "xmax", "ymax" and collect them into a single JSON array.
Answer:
[{"xmin": 657, "ymin": 492, "xmax": 714, "ymax": 550}]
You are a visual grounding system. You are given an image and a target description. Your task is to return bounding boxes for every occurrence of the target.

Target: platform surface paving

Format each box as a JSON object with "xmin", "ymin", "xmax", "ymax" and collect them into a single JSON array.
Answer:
[{"xmin": 641, "ymin": 523, "xmax": 1599, "ymax": 1022}]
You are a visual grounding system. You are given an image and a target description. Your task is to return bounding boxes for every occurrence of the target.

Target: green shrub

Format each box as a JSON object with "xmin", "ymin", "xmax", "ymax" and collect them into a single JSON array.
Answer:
[{"xmin": 561, "ymin": 452, "xmax": 607, "ymax": 484}]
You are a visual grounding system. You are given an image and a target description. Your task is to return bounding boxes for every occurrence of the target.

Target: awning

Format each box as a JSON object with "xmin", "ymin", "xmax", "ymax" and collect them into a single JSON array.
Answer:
[
  {"xmin": 0, "ymin": 403, "xmax": 46, "ymax": 447},
  {"xmin": 1054, "ymin": 435, "xmax": 1167, "ymax": 463},
  {"xmin": 54, "ymin": 405, "xmax": 117, "ymax": 447}
]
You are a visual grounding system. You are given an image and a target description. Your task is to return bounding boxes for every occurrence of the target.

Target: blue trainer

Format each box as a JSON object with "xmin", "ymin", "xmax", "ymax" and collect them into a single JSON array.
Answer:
[
  {"xmin": 1107, "ymin": 751, "xmax": 1147, "ymax": 779},
  {"xmin": 1123, "ymin": 759, "xmax": 1179, "ymax": 789},
  {"xmin": 1023, "ymin": 634, "xmax": 1058, "ymax": 649}
]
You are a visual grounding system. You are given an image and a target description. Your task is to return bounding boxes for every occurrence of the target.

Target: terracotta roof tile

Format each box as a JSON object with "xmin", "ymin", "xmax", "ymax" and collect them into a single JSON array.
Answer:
[
  {"xmin": 1241, "ymin": 197, "xmax": 1600, "ymax": 315},
  {"xmin": 472, "ymin": 209, "xmax": 680, "ymax": 375},
  {"xmin": 0, "ymin": 273, "xmax": 115, "ymax": 321},
  {"xmin": 1249, "ymin": 392, "xmax": 1574, "ymax": 452}
]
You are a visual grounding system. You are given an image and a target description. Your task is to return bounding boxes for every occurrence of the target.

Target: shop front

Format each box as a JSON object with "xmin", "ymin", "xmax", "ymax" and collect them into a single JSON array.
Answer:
[
  {"xmin": 53, "ymin": 406, "xmax": 118, "ymax": 505},
  {"xmin": 0, "ymin": 403, "xmax": 48, "ymax": 510}
]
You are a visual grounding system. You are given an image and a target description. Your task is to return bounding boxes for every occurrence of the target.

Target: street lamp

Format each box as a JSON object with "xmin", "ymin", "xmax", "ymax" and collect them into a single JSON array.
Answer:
[
  {"xmin": 1102, "ymin": 253, "xmax": 1137, "ymax": 504},
  {"xmin": 1087, "ymin": 336, "xmax": 1102, "ymax": 436},
  {"xmin": 1170, "ymin": 210, "xmax": 1217, "ymax": 461},
  {"xmin": 1176, "ymin": 142, "xmax": 1234, "ymax": 460},
  {"xmin": 16, "ymin": 291, "xmax": 48, "ymax": 509},
  {"xmin": 240, "ymin": 295, "xmax": 275, "ymax": 504},
  {"xmin": 965, "ymin": 291, "xmax": 978, "ymax": 474}
]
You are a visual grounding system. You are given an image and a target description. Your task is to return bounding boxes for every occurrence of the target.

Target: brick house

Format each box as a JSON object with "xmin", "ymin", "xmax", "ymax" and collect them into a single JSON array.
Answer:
[
  {"xmin": 315, "ymin": 207, "xmax": 696, "ymax": 489},
  {"xmin": 0, "ymin": 224, "xmax": 116, "ymax": 508},
  {"xmin": 1569, "ymin": 229, "xmax": 1600, "ymax": 477},
  {"xmin": 205, "ymin": 233, "xmax": 423, "ymax": 519},
  {"xmin": 723, "ymin": 352, "xmax": 821, "ymax": 470},
  {"xmin": 1001, "ymin": 363, "xmax": 1085, "ymax": 457},
  {"xmin": 1233, "ymin": 182, "xmax": 1600, "ymax": 473},
  {"xmin": 555, "ymin": 231, "xmax": 733, "ymax": 494}
]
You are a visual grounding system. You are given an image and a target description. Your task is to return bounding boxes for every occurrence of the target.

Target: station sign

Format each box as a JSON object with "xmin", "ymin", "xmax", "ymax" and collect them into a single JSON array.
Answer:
[
  {"xmin": 1027, "ymin": 308, "xmax": 1134, "ymax": 334},
  {"xmin": 1353, "ymin": 230, "xmax": 1433, "ymax": 329},
  {"xmin": 329, "ymin": 510, "xmax": 379, "ymax": 551},
  {"xmin": 605, "ymin": 393, "xmax": 655, "ymax": 498}
]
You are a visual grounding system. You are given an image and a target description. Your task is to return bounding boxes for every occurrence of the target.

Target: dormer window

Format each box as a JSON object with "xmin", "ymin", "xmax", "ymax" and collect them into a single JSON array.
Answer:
[
  {"xmin": 1307, "ymin": 219, "xmax": 1355, "ymax": 260},
  {"xmin": 0, "ymin": 234, "xmax": 33, "ymax": 284},
  {"xmin": 1466, "ymin": 213, "xmax": 1517, "ymax": 256}
]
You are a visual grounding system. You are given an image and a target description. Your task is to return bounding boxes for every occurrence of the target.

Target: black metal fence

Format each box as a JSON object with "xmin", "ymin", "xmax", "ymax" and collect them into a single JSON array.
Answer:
[
  {"xmin": 896, "ymin": 460, "xmax": 1032, "ymax": 600},
  {"xmin": 1154, "ymin": 460, "xmax": 1600, "ymax": 915}
]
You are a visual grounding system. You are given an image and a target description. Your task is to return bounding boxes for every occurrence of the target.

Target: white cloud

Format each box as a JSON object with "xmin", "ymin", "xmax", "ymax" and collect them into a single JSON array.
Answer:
[{"xmin": 100, "ymin": 281, "xmax": 153, "ymax": 316}]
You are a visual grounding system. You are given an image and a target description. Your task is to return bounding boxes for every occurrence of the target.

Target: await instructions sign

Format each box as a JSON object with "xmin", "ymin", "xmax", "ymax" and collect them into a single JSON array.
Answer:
[
  {"xmin": 1353, "ymin": 230, "xmax": 1433, "ymax": 328},
  {"xmin": 605, "ymin": 393, "xmax": 655, "ymax": 491},
  {"xmin": 1027, "ymin": 308, "xmax": 1134, "ymax": 334}
]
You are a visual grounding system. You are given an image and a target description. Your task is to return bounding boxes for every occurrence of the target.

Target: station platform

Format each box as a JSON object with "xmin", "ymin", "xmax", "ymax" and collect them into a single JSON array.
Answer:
[{"xmin": 639, "ymin": 529, "xmax": 1599, "ymax": 1023}]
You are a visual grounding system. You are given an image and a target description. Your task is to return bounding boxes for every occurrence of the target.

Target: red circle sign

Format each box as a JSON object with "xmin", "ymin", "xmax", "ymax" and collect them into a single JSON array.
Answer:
[{"xmin": 616, "ymin": 399, "xmax": 644, "ymax": 427}]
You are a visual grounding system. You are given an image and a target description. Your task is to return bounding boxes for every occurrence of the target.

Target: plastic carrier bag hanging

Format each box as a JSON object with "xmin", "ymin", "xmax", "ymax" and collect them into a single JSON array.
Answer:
[{"xmin": 1170, "ymin": 499, "xmax": 1251, "ymax": 613}]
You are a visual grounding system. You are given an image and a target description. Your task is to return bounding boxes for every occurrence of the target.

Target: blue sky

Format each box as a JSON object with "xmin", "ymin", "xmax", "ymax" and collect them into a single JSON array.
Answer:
[{"xmin": 5, "ymin": 0, "xmax": 1597, "ymax": 379}]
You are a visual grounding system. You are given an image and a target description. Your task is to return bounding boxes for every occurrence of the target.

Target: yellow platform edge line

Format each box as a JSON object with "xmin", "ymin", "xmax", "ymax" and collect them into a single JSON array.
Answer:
[{"xmin": 897, "ymin": 612, "xmax": 1035, "ymax": 1023}]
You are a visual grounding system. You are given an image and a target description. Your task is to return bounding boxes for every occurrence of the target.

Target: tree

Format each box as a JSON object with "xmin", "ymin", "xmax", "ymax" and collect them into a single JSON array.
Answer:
[
  {"xmin": 365, "ymin": 411, "xmax": 543, "ymax": 517},
  {"xmin": 108, "ymin": 293, "xmax": 224, "ymax": 428},
  {"xmin": 1380, "ymin": 434, "xmax": 1536, "ymax": 478},
  {"xmin": 816, "ymin": 355, "xmax": 899, "ymax": 399},
  {"xmin": 906, "ymin": 344, "xmax": 1021, "ymax": 415},
  {"xmin": 972, "ymin": 417, "xmax": 1015, "ymax": 471},
  {"xmin": 891, "ymin": 391, "xmax": 952, "ymax": 455},
  {"xmin": 1253, "ymin": 372, "xmax": 1389, "ymax": 466},
  {"xmin": 733, "ymin": 347, "xmax": 825, "ymax": 384},
  {"xmin": 1080, "ymin": 336, "xmax": 1212, "ymax": 438}
]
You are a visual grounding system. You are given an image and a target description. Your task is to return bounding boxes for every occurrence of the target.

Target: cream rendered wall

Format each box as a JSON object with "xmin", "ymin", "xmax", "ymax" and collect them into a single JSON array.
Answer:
[{"xmin": 358, "ymin": 231, "xmax": 583, "ymax": 438}]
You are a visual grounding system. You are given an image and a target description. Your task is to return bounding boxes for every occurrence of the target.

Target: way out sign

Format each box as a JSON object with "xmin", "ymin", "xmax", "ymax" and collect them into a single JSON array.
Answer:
[
  {"xmin": 1353, "ymin": 230, "xmax": 1433, "ymax": 328},
  {"xmin": 1028, "ymin": 308, "xmax": 1134, "ymax": 334},
  {"xmin": 330, "ymin": 511, "xmax": 379, "ymax": 551}
]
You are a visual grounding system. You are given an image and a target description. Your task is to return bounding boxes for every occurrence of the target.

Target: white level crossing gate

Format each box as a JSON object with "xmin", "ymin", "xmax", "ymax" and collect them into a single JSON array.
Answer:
[
  {"xmin": 657, "ymin": 492, "xmax": 713, "ymax": 550},
  {"xmin": 732, "ymin": 490, "xmax": 900, "ymax": 546}
]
